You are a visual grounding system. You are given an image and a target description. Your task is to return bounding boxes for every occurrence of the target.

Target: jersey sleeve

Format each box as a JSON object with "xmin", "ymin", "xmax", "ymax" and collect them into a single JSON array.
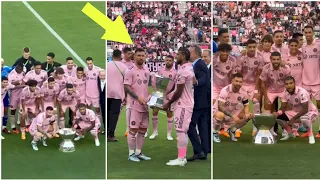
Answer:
[
  {"xmin": 259, "ymin": 66, "xmax": 268, "ymax": 81},
  {"xmin": 123, "ymin": 68, "xmax": 133, "ymax": 86}
]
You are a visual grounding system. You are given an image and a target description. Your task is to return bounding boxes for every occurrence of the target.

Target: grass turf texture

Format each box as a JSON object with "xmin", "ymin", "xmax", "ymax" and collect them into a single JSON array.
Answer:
[
  {"xmin": 107, "ymin": 87, "xmax": 211, "ymax": 179},
  {"xmin": 213, "ymin": 102, "xmax": 320, "ymax": 179},
  {"xmin": 1, "ymin": 1, "xmax": 105, "ymax": 179}
]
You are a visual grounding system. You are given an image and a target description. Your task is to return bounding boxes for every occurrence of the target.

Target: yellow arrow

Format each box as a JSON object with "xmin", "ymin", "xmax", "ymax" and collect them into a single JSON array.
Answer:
[{"xmin": 81, "ymin": 2, "xmax": 133, "ymax": 44}]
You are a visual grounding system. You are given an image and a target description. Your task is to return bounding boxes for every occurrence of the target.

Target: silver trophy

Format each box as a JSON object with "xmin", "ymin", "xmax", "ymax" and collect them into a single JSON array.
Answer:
[
  {"xmin": 147, "ymin": 74, "xmax": 170, "ymax": 109},
  {"xmin": 252, "ymin": 114, "xmax": 276, "ymax": 144},
  {"xmin": 58, "ymin": 128, "xmax": 76, "ymax": 152}
]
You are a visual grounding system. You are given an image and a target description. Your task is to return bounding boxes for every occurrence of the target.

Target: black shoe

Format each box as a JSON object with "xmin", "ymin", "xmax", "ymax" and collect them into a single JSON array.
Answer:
[
  {"xmin": 107, "ymin": 136, "xmax": 118, "ymax": 142},
  {"xmin": 187, "ymin": 152, "xmax": 207, "ymax": 161}
]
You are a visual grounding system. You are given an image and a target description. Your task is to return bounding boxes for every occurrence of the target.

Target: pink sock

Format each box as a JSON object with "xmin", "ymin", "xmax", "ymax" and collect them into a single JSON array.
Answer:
[
  {"xmin": 152, "ymin": 116, "xmax": 158, "ymax": 132},
  {"xmin": 136, "ymin": 131, "xmax": 146, "ymax": 150},
  {"xmin": 127, "ymin": 131, "xmax": 136, "ymax": 150},
  {"xmin": 283, "ymin": 124, "xmax": 293, "ymax": 133},
  {"xmin": 167, "ymin": 117, "xmax": 173, "ymax": 134},
  {"xmin": 178, "ymin": 147, "xmax": 187, "ymax": 159}
]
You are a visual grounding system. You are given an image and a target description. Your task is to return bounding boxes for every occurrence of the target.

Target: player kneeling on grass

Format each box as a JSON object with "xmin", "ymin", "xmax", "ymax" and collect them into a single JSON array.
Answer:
[
  {"xmin": 213, "ymin": 73, "xmax": 253, "ymax": 142},
  {"xmin": 72, "ymin": 103, "xmax": 100, "ymax": 146},
  {"xmin": 30, "ymin": 106, "xmax": 57, "ymax": 151},
  {"xmin": 274, "ymin": 76, "xmax": 317, "ymax": 144}
]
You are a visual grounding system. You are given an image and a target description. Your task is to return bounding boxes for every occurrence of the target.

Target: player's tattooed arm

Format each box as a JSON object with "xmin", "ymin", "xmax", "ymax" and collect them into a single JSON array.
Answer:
[
  {"xmin": 168, "ymin": 84, "xmax": 184, "ymax": 104},
  {"xmin": 254, "ymin": 69, "xmax": 262, "ymax": 91},
  {"xmin": 218, "ymin": 100, "xmax": 232, "ymax": 117},
  {"xmin": 291, "ymin": 102, "xmax": 308, "ymax": 121},
  {"xmin": 279, "ymin": 101, "xmax": 288, "ymax": 113},
  {"xmin": 87, "ymin": 121, "xmax": 95, "ymax": 132},
  {"xmin": 124, "ymin": 85, "xmax": 138, "ymax": 100}
]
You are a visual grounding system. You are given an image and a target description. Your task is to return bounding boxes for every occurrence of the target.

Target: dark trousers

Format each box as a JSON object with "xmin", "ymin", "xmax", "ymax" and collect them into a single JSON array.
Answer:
[
  {"xmin": 100, "ymin": 99, "xmax": 106, "ymax": 129},
  {"xmin": 107, "ymin": 98, "xmax": 122, "ymax": 137},
  {"xmin": 187, "ymin": 108, "xmax": 209, "ymax": 155},
  {"xmin": 274, "ymin": 97, "xmax": 279, "ymax": 132},
  {"xmin": 207, "ymin": 107, "xmax": 211, "ymax": 153}
]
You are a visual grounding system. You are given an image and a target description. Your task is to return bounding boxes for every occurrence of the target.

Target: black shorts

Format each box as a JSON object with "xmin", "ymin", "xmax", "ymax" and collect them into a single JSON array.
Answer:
[{"xmin": 277, "ymin": 113, "xmax": 289, "ymax": 121}]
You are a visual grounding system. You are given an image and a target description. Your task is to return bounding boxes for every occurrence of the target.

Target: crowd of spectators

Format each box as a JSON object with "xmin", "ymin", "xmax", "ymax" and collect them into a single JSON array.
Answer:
[
  {"xmin": 107, "ymin": 1, "xmax": 211, "ymax": 61},
  {"xmin": 213, "ymin": 1, "xmax": 320, "ymax": 45}
]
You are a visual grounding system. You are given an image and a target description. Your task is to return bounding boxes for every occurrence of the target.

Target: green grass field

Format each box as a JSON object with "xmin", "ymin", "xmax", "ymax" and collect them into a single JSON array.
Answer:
[
  {"xmin": 213, "ymin": 103, "xmax": 320, "ymax": 179},
  {"xmin": 107, "ymin": 88, "xmax": 211, "ymax": 179},
  {"xmin": 1, "ymin": 1, "xmax": 105, "ymax": 179}
]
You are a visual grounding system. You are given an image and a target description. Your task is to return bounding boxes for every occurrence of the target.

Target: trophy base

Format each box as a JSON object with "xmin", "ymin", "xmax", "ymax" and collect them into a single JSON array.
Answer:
[
  {"xmin": 147, "ymin": 94, "xmax": 164, "ymax": 109},
  {"xmin": 59, "ymin": 139, "xmax": 75, "ymax": 152},
  {"xmin": 253, "ymin": 130, "xmax": 276, "ymax": 144}
]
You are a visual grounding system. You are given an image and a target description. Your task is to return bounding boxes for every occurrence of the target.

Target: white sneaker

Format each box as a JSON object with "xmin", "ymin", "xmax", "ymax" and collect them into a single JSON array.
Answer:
[
  {"xmin": 213, "ymin": 133, "xmax": 221, "ymax": 143},
  {"xmin": 1, "ymin": 135, "xmax": 5, "ymax": 140},
  {"xmin": 31, "ymin": 141, "xmax": 38, "ymax": 151},
  {"xmin": 144, "ymin": 131, "xmax": 148, "ymax": 137},
  {"xmin": 167, "ymin": 134, "xmax": 173, "ymax": 141},
  {"xmin": 128, "ymin": 154, "xmax": 140, "ymax": 162},
  {"xmin": 42, "ymin": 139, "xmax": 47, "ymax": 147},
  {"xmin": 95, "ymin": 139, "xmax": 100, "ymax": 146},
  {"xmin": 309, "ymin": 136, "xmax": 315, "ymax": 144},
  {"xmin": 74, "ymin": 135, "xmax": 84, "ymax": 141},
  {"xmin": 166, "ymin": 158, "xmax": 187, "ymax": 166},
  {"xmin": 282, "ymin": 130, "xmax": 288, "ymax": 137},
  {"xmin": 149, "ymin": 132, "xmax": 158, "ymax": 139},
  {"xmin": 136, "ymin": 153, "xmax": 151, "ymax": 160},
  {"xmin": 280, "ymin": 133, "xmax": 295, "ymax": 141}
]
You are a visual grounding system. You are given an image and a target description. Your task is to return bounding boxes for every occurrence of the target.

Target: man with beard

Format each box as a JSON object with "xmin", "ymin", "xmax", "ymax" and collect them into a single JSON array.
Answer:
[
  {"xmin": 212, "ymin": 73, "xmax": 253, "ymax": 142},
  {"xmin": 23, "ymin": 61, "xmax": 48, "ymax": 87},
  {"xmin": 149, "ymin": 55, "xmax": 177, "ymax": 141},
  {"xmin": 124, "ymin": 48, "xmax": 151, "ymax": 162},
  {"xmin": 272, "ymin": 30, "xmax": 289, "ymax": 55},
  {"xmin": 260, "ymin": 52, "xmax": 291, "ymax": 135},
  {"xmin": 274, "ymin": 76, "xmax": 316, "ymax": 144},
  {"xmin": 61, "ymin": 57, "xmax": 77, "ymax": 77}
]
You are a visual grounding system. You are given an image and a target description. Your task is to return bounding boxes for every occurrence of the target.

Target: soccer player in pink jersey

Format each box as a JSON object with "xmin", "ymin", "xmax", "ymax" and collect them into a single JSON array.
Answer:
[
  {"xmin": 61, "ymin": 57, "xmax": 77, "ymax": 77},
  {"xmin": 71, "ymin": 67, "xmax": 86, "ymax": 104},
  {"xmin": 53, "ymin": 67, "xmax": 71, "ymax": 93},
  {"xmin": 57, "ymin": 83, "xmax": 80, "ymax": 129},
  {"xmin": 258, "ymin": 34, "xmax": 273, "ymax": 66},
  {"xmin": 8, "ymin": 64, "xmax": 25, "ymax": 134},
  {"xmin": 213, "ymin": 73, "xmax": 253, "ymax": 143},
  {"xmin": 20, "ymin": 80, "xmax": 41, "ymax": 140},
  {"xmin": 124, "ymin": 48, "xmax": 151, "ymax": 162},
  {"xmin": 30, "ymin": 106, "xmax": 57, "ymax": 151},
  {"xmin": 272, "ymin": 30, "xmax": 289, "ymax": 55},
  {"xmin": 149, "ymin": 55, "xmax": 177, "ymax": 141},
  {"xmin": 301, "ymin": 25, "xmax": 320, "ymax": 138},
  {"xmin": 23, "ymin": 61, "xmax": 48, "ymax": 87},
  {"xmin": 212, "ymin": 43, "xmax": 238, "ymax": 137},
  {"xmin": 73, "ymin": 103, "xmax": 100, "ymax": 146},
  {"xmin": 162, "ymin": 47, "xmax": 194, "ymax": 166},
  {"xmin": 84, "ymin": 57, "xmax": 101, "ymax": 124},
  {"xmin": 275, "ymin": 76, "xmax": 317, "ymax": 144},
  {"xmin": 237, "ymin": 39, "xmax": 264, "ymax": 136},
  {"xmin": 40, "ymin": 77, "xmax": 59, "ymax": 112}
]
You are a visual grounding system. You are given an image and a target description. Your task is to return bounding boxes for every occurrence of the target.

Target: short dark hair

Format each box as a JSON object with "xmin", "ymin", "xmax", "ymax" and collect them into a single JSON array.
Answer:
[
  {"xmin": 33, "ymin": 61, "xmax": 42, "ymax": 66},
  {"xmin": 285, "ymin": 76, "xmax": 295, "ymax": 83},
  {"xmin": 78, "ymin": 103, "xmax": 86, "ymax": 109},
  {"xmin": 47, "ymin": 77, "xmax": 55, "ymax": 82},
  {"xmin": 135, "ymin": 48, "xmax": 145, "ymax": 54},
  {"xmin": 66, "ymin": 57, "xmax": 73, "ymax": 61},
  {"xmin": 232, "ymin": 73, "xmax": 243, "ymax": 79},
  {"xmin": 246, "ymin": 39, "xmax": 257, "ymax": 46},
  {"xmin": 55, "ymin": 67, "xmax": 64, "ymax": 74},
  {"xmin": 113, "ymin": 49, "xmax": 122, "ymax": 58},
  {"xmin": 23, "ymin": 47, "xmax": 30, "ymax": 53},
  {"xmin": 218, "ymin": 43, "xmax": 232, "ymax": 52},
  {"xmin": 46, "ymin": 106, "xmax": 54, "ymax": 111},
  {"xmin": 27, "ymin": 79, "xmax": 38, "ymax": 87},
  {"xmin": 76, "ymin": 66, "xmax": 84, "ymax": 72},
  {"xmin": 288, "ymin": 38, "xmax": 299, "ymax": 45},
  {"xmin": 123, "ymin": 47, "xmax": 132, "ymax": 53},
  {"xmin": 2, "ymin": 76, "xmax": 8, "ymax": 81},
  {"xmin": 47, "ymin": 52, "xmax": 55, "ymax": 58},
  {"xmin": 166, "ymin": 55, "xmax": 174, "ymax": 60},
  {"xmin": 303, "ymin": 25, "xmax": 313, "ymax": 31},
  {"xmin": 178, "ymin": 47, "xmax": 190, "ymax": 61},
  {"xmin": 292, "ymin": 33, "xmax": 303, "ymax": 39},
  {"xmin": 86, "ymin": 57, "xmax": 93, "ymax": 61},
  {"xmin": 271, "ymin": 51, "xmax": 281, "ymax": 57},
  {"xmin": 218, "ymin": 29, "xmax": 228, "ymax": 37},
  {"xmin": 15, "ymin": 63, "xmax": 24, "ymax": 69},
  {"xmin": 66, "ymin": 83, "xmax": 73, "ymax": 89},
  {"xmin": 273, "ymin": 30, "xmax": 283, "ymax": 36}
]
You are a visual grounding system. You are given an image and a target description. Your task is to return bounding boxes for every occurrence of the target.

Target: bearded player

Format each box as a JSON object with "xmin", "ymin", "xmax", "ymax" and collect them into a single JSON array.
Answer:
[
  {"xmin": 30, "ymin": 106, "xmax": 57, "ymax": 151},
  {"xmin": 149, "ymin": 55, "xmax": 177, "ymax": 141},
  {"xmin": 213, "ymin": 73, "xmax": 253, "ymax": 142},
  {"xmin": 73, "ymin": 103, "xmax": 100, "ymax": 146},
  {"xmin": 275, "ymin": 76, "xmax": 316, "ymax": 144},
  {"xmin": 23, "ymin": 61, "xmax": 47, "ymax": 87}
]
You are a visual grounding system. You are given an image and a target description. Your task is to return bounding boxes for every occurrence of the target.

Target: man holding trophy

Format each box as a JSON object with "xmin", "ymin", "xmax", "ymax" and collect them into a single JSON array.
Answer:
[{"xmin": 162, "ymin": 47, "xmax": 195, "ymax": 166}]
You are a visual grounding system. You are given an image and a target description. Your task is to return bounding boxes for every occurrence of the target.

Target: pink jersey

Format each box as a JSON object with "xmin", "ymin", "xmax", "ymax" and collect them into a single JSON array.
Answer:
[
  {"xmin": 258, "ymin": 50, "xmax": 272, "ymax": 66},
  {"xmin": 154, "ymin": 66, "xmax": 177, "ymax": 92},
  {"xmin": 301, "ymin": 40, "xmax": 320, "ymax": 85},
  {"xmin": 282, "ymin": 53, "xmax": 303, "ymax": 86},
  {"xmin": 23, "ymin": 70, "xmax": 48, "ymax": 87},
  {"xmin": 84, "ymin": 66, "xmax": 100, "ymax": 98},
  {"xmin": 121, "ymin": 59, "xmax": 134, "ymax": 67},
  {"xmin": 237, "ymin": 52, "xmax": 264, "ymax": 85},
  {"xmin": 57, "ymin": 89, "xmax": 80, "ymax": 105},
  {"xmin": 75, "ymin": 108, "xmax": 100, "ymax": 126},
  {"xmin": 212, "ymin": 55, "xmax": 238, "ymax": 89},
  {"xmin": 123, "ymin": 63, "xmax": 150, "ymax": 112},
  {"xmin": 215, "ymin": 84, "xmax": 249, "ymax": 112},
  {"xmin": 8, "ymin": 70, "xmax": 25, "ymax": 96},
  {"xmin": 171, "ymin": 63, "xmax": 194, "ymax": 112},
  {"xmin": 54, "ymin": 75, "xmax": 71, "ymax": 92},
  {"xmin": 61, "ymin": 65, "xmax": 77, "ymax": 77},
  {"xmin": 70, "ymin": 76, "xmax": 86, "ymax": 98},
  {"xmin": 259, "ymin": 63, "xmax": 291, "ymax": 93},
  {"xmin": 272, "ymin": 44, "xmax": 289, "ymax": 55},
  {"xmin": 107, "ymin": 61, "xmax": 127, "ymax": 100},
  {"xmin": 20, "ymin": 86, "xmax": 41, "ymax": 105},
  {"xmin": 29, "ymin": 112, "xmax": 56, "ymax": 132},
  {"xmin": 1, "ymin": 84, "xmax": 15, "ymax": 100},
  {"xmin": 282, "ymin": 86, "xmax": 318, "ymax": 113},
  {"xmin": 40, "ymin": 83, "xmax": 60, "ymax": 102}
]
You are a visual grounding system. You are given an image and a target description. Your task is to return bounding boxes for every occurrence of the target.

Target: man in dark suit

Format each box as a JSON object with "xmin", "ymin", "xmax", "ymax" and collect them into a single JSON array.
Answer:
[
  {"xmin": 97, "ymin": 69, "xmax": 106, "ymax": 134},
  {"xmin": 187, "ymin": 45, "xmax": 210, "ymax": 161},
  {"xmin": 12, "ymin": 47, "xmax": 37, "ymax": 73},
  {"xmin": 41, "ymin": 52, "xmax": 61, "ymax": 76}
]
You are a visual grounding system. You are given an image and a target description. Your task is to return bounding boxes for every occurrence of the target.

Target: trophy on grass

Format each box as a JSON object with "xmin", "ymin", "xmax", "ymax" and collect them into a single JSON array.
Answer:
[
  {"xmin": 147, "ymin": 73, "xmax": 171, "ymax": 109},
  {"xmin": 59, "ymin": 128, "xmax": 76, "ymax": 152},
  {"xmin": 252, "ymin": 113, "xmax": 276, "ymax": 144}
]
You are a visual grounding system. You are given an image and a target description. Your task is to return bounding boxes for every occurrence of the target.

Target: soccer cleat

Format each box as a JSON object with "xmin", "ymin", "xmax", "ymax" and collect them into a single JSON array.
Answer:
[
  {"xmin": 280, "ymin": 133, "xmax": 295, "ymax": 141},
  {"xmin": 219, "ymin": 130, "xmax": 230, "ymax": 137},
  {"xmin": 166, "ymin": 158, "xmax": 187, "ymax": 166},
  {"xmin": 54, "ymin": 134, "xmax": 60, "ymax": 138},
  {"xmin": 309, "ymin": 136, "xmax": 315, "ymax": 144},
  {"xmin": 12, "ymin": 128, "xmax": 19, "ymax": 134},
  {"xmin": 42, "ymin": 139, "xmax": 48, "ymax": 147},
  {"xmin": 21, "ymin": 133, "xmax": 26, "ymax": 140},
  {"xmin": 1, "ymin": 135, "xmax": 5, "ymax": 140},
  {"xmin": 136, "ymin": 153, "xmax": 151, "ymax": 160},
  {"xmin": 300, "ymin": 132, "xmax": 309, "ymax": 138},
  {"xmin": 128, "ymin": 154, "xmax": 140, "ymax": 162},
  {"xmin": 124, "ymin": 132, "xmax": 128, "ymax": 137},
  {"xmin": 167, "ymin": 134, "xmax": 173, "ymax": 141},
  {"xmin": 298, "ymin": 126, "xmax": 307, "ymax": 132},
  {"xmin": 235, "ymin": 131, "xmax": 241, "ymax": 138},
  {"xmin": 293, "ymin": 130, "xmax": 300, "ymax": 137},
  {"xmin": 31, "ymin": 142, "xmax": 38, "ymax": 151},
  {"xmin": 144, "ymin": 131, "xmax": 148, "ymax": 137},
  {"xmin": 74, "ymin": 135, "xmax": 84, "ymax": 141},
  {"xmin": 227, "ymin": 129, "xmax": 237, "ymax": 142},
  {"xmin": 2, "ymin": 128, "xmax": 11, "ymax": 134},
  {"xmin": 213, "ymin": 133, "xmax": 221, "ymax": 143},
  {"xmin": 316, "ymin": 133, "xmax": 320, "ymax": 138},
  {"xmin": 149, "ymin": 132, "xmax": 158, "ymax": 139},
  {"xmin": 95, "ymin": 139, "xmax": 100, "ymax": 146}
]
